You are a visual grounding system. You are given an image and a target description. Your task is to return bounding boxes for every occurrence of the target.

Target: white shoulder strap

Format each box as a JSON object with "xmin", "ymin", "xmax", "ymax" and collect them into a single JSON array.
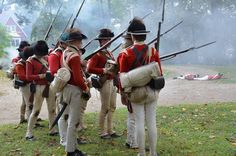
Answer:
[
  {"xmin": 62, "ymin": 51, "xmax": 78, "ymax": 71},
  {"xmin": 148, "ymin": 47, "xmax": 152, "ymax": 63}
]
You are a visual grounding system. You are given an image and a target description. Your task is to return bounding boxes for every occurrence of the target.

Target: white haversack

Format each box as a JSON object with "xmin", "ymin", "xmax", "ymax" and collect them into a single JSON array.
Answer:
[
  {"xmin": 50, "ymin": 67, "xmax": 71, "ymax": 93},
  {"xmin": 120, "ymin": 62, "xmax": 161, "ymax": 91}
]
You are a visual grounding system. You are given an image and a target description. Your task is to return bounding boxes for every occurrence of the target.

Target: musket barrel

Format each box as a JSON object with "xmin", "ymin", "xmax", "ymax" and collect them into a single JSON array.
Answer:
[
  {"xmin": 82, "ymin": 36, "xmax": 97, "ymax": 49},
  {"xmin": 70, "ymin": 0, "xmax": 86, "ymax": 28},
  {"xmin": 44, "ymin": 3, "xmax": 63, "ymax": 40},
  {"xmin": 83, "ymin": 10, "xmax": 154, "ymax": 60},
  {"xmin": 53, "ymin": 14, "xmax": 73, "ymax": 49},
  {"xmin": 111, "ymin": 43, "xmax": 122, "ymax": 53},
  {"xmin": 148, "ymin": 20, "xmax": 183, "ymax": 45},
  {"xmin": 160, "ymin": 41, "xmax": 216, "ymax": 61},
  {"xmin": 84, "ymin": 29, "xmax": 126, "ymax": 60}
]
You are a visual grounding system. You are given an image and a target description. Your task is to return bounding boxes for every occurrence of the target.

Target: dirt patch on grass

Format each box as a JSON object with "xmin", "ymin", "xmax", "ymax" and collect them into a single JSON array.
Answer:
[{"xmin": 0, "ymin": 65, "xmax": 236, "ymax": 124}]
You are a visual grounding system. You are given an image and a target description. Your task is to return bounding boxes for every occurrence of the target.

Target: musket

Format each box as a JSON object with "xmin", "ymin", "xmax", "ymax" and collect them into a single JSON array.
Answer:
[
  {"xmin": 160, "ymin": 41, "xmax": 216, "ymax": 61},
  {"xmin": 111, "ymin": 43, "xmax": 122, "ymax": 53},
  {"xmin": 53, "ymin": 14, "xmax": 73, "ymax": 49},
  {"xmin": 115, "ymin": 20, "xmax": 183, "ymax": 52},
  {"xmin": 50, "ymin": 1, "xmax": 86, "ymax": 128},
  {"xmin": 70, "ymin": 0, "xmax": 86, "ymax": 29},
  {"xmin": 61, "ymin": 14, "xmax": 73, "ymax": 36},
  {"xmin": 148, "ymin": 20, "xmax": 183, "ymax": 45},
  {"xmin": 84, "ymin": 10, "xmax": 154, "ymax": 60},
  {"xmin": 155, "ymin": 0, "xmax": 165, "ymax": 51},
  {"xmin": 50, "ymin": 102, "xmax": 68, "ymax": 130},
  {"xmin": 44, "ymin": 3, "xmax": 62, "ymax": 41},
  {"xmin": 82, "ymin": 36, "xmax": 98, "ymax": 49},
  {"xmin": 84, "ymin": 29, "xmax": 126, "ymax": 60}
]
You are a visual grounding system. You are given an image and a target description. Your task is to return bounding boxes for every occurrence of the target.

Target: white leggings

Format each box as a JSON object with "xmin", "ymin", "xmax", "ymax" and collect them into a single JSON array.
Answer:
[
  {"xmin": 127, "ymin": 112, "xmax": 138, "ymax": 148},
  {"xmin": 132, "ymin": 100, "xmax": 157, "ymax": 156}
]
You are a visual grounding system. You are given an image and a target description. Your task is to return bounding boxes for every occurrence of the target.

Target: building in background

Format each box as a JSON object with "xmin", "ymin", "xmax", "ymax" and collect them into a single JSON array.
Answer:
[{"xmin": 0, "ymin": 10, "xmax": 28, "ymax": 60}]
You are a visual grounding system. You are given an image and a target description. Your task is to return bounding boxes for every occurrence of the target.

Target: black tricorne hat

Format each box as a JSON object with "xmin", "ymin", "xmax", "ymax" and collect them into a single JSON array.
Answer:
[
  {"xmin": 95, "ymin": 28, "xmax": 114, "ymax": 40},
  {"xmin": 127, "ymin": 17, "xmax": 150, "ymax": 35},
  {"xmin": 33, "ymin": 40, "xmax": 49, "ymax": 56},
  {"xmin": 65, "ymin": 28, "xmax": 87, "ymax": 42}
]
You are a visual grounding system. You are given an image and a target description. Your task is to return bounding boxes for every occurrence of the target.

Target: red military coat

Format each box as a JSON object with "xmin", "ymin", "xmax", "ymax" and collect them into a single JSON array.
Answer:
[
  {"xmin": 87, "ymin": 49, "xmax": 115, "ymax": 79},
  {"xmin": 118, "ymin": 42, "xmax": 162, "ymax": 73},
  {"xmin": 117, "ymin": 42, "xmax": 163, "ymax": 90},
  {"xmin": 26, "ymin": 56, "xmax": 48, "ymax": 85},
  {"xmin": 48, "ymin": 47, "xmax": 63, "ymax": 76},
  {"xmin": 61, "ymin": 46, "xmax": 87, "ymax": 91}
]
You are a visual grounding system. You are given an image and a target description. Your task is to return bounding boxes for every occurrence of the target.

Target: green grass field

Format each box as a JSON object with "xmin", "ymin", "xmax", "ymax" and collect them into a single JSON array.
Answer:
[{"xmin": 0, "ymin": 102, "xmax": 236, "ymax": 156}]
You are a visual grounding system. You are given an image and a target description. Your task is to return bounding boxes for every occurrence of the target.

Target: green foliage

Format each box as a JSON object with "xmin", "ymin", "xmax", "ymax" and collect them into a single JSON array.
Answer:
[
  {"xmin": 0, "ymin": 102, "xmax": 236, "ymax": 155},
  {"xmin": 0, "ymin": 24, "xmax": 11, "ymax": 58}
]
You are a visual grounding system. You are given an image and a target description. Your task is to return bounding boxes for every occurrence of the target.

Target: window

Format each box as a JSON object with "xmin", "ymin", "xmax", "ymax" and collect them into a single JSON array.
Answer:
[
  {"xmin": 10, "ymin": 38, "xmax": 21, "ymax": 47},
  {"xmin": 7, "ymin": 25, "xmax": 16, "ymax": 32}
]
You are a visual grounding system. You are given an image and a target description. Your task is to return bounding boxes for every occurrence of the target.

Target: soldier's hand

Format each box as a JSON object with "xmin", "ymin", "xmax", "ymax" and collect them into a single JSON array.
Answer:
[
  {"xmin": 103, "ymin": 68, "xmax": 114, "ymax": 76},
  {"xmin": 82, "ymin": 86, "xmax": 91, "ymax": 101},
  {"xmin": 39, "ymin": 74, "xmax": 46, "ymax": 79},
  {"xmin": 81, "ymin": 60, "xmax": 87, "ymax": 67},
  {"xmin": 86, "ymin": 80, "xmax": 92, "ymax": 88},
  {"xmin": 121, "ymin": 92, "xmax": 129, "ymax": 105}
]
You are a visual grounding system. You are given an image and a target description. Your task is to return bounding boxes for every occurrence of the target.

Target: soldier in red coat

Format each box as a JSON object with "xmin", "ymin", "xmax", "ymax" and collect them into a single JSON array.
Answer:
[
  {"xmin": 12, "ymin": 41, "xmax": 30, "ymax": 64},
  {"xmin": 10, "ymin": 41, "xmax": 30, "ymax": 123},
  {"xmin": 59, "ymin": 28, "xmax": 89, "ymax": 156},
  {"xmin": 15, "ymin": 46, "xmax": 34, "ymax": 123},
  {"xmin": 118, "ymin": 17, "xmax": 162, "ymax": 156},
  {"xmin": 48, "ymin": 34, "xmax": 68, "ymax": 146},
  {"xmin": 8, "ymin": 41, "xmax": 30, "ymax": 79},
  {"xmin": 87, "ymin": 28, "xmax": 120, "ymax": 139},
  {"xmin": 117, "ymin": 33, "xmax": 139, "ymax": 149},
  {"xmin": 25, "ymin": 40, "xmax": 57, "ymax": 141},
  {"xmin": 48, "ymin": 35, "xmax": 68, "ymax": 77}
]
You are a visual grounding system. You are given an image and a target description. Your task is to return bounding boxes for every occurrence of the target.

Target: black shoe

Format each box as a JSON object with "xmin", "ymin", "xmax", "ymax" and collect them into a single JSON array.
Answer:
[
  {"xmin": 75, "ymin": 149, "xmax": 87, "ymax": 156},
  {"xmin": 77, "ymin": 138, "xmax": 87, "ymax": 144},
  {"xmin": 125, "ymin": 142, "xmax": 131, "ymax": 148},
  {"xmin": 110, "ymin": 133, "xmax": 121, "ymax": 138},
  {"xmin": 67, "ymin": 149, "xmax": 87, "ymax": 156},
  {"xmin": 100, "ymin": 134, "xmax": 111, "ymax": 139},
  {"xmin": 125, "ymin": 142, "xmax": 138, "ymax": 149},
  {"xmin": 145, "ymin": 146, "xmax": 150, "ymax": 152},
  {"xmin": 34, "ymin": 123, "xmax": 45, "ymax": 128},
  {"xmin": 48, "ymin": 132, "xmax": 59, "ymax": 136},
  {"xmin": 25, "ymin": 136, "xmax": 35, "ymax": 141},
  {"xmin": 19, "ymin": 119, "xmax": 27, "ymax": 124},
  {"xmin": 37, "ymin": 118, "xmax": 43, "ymax": 122}
]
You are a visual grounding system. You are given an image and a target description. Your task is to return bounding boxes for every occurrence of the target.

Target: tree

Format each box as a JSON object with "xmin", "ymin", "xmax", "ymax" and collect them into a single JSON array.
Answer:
[{"xmin": 0, "ymin": 24, "xmax": 11, "ymax": 57}]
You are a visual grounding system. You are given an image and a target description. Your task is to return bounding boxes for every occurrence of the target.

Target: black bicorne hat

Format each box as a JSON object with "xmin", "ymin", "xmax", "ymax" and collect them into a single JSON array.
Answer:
[
  {"xmin": 127, "ymin": 17, "xmax": 150, "ymax": 35},
  {"xmin": 95, "ymin": 28, "xmax": 114, "ymax": 40},
  {"xmin": 17, "ymin": 41, "xmax": 30, "ymax": 51},
  {"xmin": 33, "ymin": 40, "xmax": 49, "ymax": 56},
  {"xmin": 19, "ymin": 46, "xmax": 34, "ymax": 60}
]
